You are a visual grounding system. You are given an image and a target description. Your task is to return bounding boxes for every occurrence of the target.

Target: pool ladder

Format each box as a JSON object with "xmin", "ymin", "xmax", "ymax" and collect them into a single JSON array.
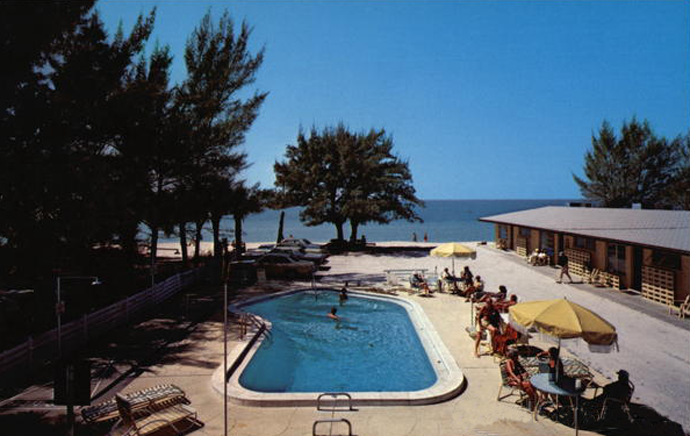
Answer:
[
  {"xmin": 313, "ymin": 393, "xmax": 356, "ymax": 436},
  {"xmin": 238, "ymin": 312, "xmax": 271, "ymax": 341}
]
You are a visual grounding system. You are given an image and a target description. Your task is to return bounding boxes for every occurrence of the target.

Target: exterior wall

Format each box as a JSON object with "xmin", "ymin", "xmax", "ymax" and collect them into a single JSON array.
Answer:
[{"xmin": 593, "ymin": 240, "xmax": 607, "ymax": 271}]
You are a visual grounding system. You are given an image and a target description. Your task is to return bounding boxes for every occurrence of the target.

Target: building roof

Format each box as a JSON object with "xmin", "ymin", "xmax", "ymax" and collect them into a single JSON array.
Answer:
[{"xmin": 480, "ymin": 206, "xmax": 690, "ymax": 254}]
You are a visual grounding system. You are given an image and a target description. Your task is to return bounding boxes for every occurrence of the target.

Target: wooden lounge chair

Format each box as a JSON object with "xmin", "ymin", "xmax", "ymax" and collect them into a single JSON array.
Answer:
[
  {"xmin": 668, "ymin": 295, "xmax": 690, "ymax": 319},
  {"xmin": 497, "ymin": 359, "xmax": 527, "ymax": 404},
  {"xmin": 114, "ymin": 393, "xmax": 200, "ymax": 436},
  {"xmin": 81, "ymin": 384, "xmax": 189, "ymax": 424}
]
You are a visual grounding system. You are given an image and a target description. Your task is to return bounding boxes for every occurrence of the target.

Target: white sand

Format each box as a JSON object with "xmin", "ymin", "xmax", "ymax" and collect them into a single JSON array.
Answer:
[{"xmin": 317, "ymin": 242, "xmax": 690, "ymax": 431}]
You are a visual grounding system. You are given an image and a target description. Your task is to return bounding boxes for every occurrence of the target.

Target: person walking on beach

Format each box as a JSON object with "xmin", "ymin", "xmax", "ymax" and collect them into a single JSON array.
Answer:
[{"xmin": 557, "ymin": 251, "xmax": 573, "ymax": 283}]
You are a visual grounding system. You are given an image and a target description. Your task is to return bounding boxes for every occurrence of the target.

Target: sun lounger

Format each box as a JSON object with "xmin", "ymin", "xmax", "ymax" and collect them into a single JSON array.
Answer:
[
  {"xmin": 113, "ymin": 393, "xmax": 200, "ymax": 436},
  {"xmin": 81, "ymin": 384, "xmax": 189, "ymax": 424}
]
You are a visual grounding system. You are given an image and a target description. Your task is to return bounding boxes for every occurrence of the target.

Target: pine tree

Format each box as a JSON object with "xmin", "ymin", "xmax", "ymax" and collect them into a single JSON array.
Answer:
[{"xmin": 573, "ymin": 118, "xmax": 679, "ymax": 208}]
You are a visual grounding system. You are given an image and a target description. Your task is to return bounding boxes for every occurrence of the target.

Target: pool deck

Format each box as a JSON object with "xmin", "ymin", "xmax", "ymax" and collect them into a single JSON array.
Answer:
[
  {"xmin": 113, "ymin": 285, "xmax": 590, "ymax": 436},
  {"xmin": 1, "ymin": 243, "xmax": 688, "ymax": 435}
]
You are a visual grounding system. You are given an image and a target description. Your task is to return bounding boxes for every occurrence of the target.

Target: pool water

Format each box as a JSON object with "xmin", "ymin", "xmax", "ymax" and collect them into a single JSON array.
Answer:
[{"xmin": 238, "ymin": 290, "xmax": 438, "ymax": 393}]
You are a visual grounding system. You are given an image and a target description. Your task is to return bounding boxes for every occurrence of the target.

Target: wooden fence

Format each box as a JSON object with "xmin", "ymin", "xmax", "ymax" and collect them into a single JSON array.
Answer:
[{"xmin": 0, "ymin": 268, "xmax": 204, "ymax": 382}]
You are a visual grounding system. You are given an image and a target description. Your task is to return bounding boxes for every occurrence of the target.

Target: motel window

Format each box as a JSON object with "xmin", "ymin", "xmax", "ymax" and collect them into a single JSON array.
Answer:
[
  {"xmin": 607, "ymin": 243, "xmax": 626, "ymax": 274},
  {"xmin": 574, "ymin": 236, "xmax": 594, "ymax": 251},
  {"xmin": 519, "ymin": 227, "xmax": 531, "ymax": 238},
  {"xmin": 651, "ymin": 250, "xmax": 681, "ymax": 270},
  {"xmin": 540, "ymin": 231, "xmax": 555, "ymax": 256},
  {"xmin": 499, "ymin": 225, "xmax": 508, "ymax": 239}
]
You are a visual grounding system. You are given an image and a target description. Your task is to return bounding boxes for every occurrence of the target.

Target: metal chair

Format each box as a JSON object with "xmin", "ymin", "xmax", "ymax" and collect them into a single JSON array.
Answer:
[{"xmin": 598, "ymin": 380, "xmax": 635, "ymax": 423}]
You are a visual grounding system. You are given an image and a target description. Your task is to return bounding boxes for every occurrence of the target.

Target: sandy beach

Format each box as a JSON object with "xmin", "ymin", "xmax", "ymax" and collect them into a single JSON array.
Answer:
[{"xmin": 139, "ymin": 240, "xmax": 689, "ymax": 434}]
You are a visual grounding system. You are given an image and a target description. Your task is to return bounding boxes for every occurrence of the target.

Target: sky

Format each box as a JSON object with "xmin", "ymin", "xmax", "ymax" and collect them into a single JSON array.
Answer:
[{"xmin": 97, "ymin": 0, "xmax": 689, "ymax": 200}]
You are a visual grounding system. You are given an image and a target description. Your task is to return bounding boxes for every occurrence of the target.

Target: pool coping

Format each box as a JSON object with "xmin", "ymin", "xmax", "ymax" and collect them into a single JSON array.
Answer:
[{"xmin": 211, "ymin": 288, "xmax": 466, "ymax": 407}]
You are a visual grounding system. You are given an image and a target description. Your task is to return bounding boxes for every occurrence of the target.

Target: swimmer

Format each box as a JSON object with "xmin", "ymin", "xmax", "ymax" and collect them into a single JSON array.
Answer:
[
  {"xmin": 327, "ymin": 307, "xmax": 340, "ymax": 321},
  {"xmin": 339, "ymin": 287, "xmax": 348, "ymax": 305}
]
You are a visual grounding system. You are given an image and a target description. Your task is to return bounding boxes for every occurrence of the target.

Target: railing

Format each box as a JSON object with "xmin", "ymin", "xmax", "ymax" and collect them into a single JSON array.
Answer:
[{"xmin": 0, "ymin": 268, "xmax": 205, "ymax": 382}]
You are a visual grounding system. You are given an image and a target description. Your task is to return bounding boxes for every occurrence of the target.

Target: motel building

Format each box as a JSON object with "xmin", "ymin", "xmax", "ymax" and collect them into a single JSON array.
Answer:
[{"xmin": 479, "ymin": 206, "xmax": 690, "ymax": 309}]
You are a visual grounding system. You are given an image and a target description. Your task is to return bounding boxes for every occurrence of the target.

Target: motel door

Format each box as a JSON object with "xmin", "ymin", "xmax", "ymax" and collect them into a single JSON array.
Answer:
[{"xmin": 632, "ymin": 246, "xmax": 643, "ymax": 291}]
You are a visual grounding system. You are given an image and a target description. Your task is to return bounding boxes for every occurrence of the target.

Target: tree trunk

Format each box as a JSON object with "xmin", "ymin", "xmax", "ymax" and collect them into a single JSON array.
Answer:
[
  {"xmin": 211, "ymin": 214, "xmax": 221, "ymax": 259},
  {"xmin": 149, "ymin": 224, "xmax": 158, "ymax": 278},
  {"xmin": 119, "ymin": 222, "xmax": 139, "ymax": 264},
  {"xmin": 335, "ymin": 221, "xmax": 344, "ymax": 241},
  {"xmin": 179, "ymin": 221, "xmax": 188, "ymax": 264},
  {"xmin": 277, "ymin": 211, "xmax": 285, "ymax": 243},
  {"xmin": 349, "ymin": 220, "xmax": 359, "ymax": 243},
  {"xmin": 234, "ymin": 215, "xmax": 245, "ymax": 255},
  {"xmin": 193, "ymin": 220, "xmax": 203, "ymax": 263}
]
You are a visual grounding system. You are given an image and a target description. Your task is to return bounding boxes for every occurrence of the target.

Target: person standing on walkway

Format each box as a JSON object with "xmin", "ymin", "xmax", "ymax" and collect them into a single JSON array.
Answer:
[
  {"xmin": 557, "ymin": 251, "xmax": 573, "ymax": 283},
  {"xmin": 412, "ymin": 232, "xmax": 417, "ymax": 242}
]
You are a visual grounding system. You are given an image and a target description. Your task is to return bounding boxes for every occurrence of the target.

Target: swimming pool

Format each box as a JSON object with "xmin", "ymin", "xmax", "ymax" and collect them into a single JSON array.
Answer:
[{"xmin": 219, "ymin": 288, "xmax": 464, "ymax": 406}]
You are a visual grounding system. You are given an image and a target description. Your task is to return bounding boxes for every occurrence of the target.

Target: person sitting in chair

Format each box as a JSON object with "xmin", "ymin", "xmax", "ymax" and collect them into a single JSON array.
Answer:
[
  {"xmin": 602, "ymin": 370, "xmax": 633, "ymax": 402},
  {"xmin": 441, "ymin": 267, "xmax": 458, "ymax": 293},
  {"xmin": 410, "ymin": 272, "xmax": 431, "ymax": 295},
  {"xmin": 505, "ymin": 348, "xmax": 537, "ymax": 408},
  {"xmin": 494, "ymin": 294, "xmax": 518, "ymax": 312}
]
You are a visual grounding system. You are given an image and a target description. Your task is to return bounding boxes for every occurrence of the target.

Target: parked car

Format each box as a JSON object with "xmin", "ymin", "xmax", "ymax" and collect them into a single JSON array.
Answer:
[
  {"xmin": 270, "ymin": 246, "xmax": 329, "ymax": 265},
  {"xmin": 255, "ymin": 253, "xmax": 316, "ymax": 279},
  {"xmin": 277, "ymin": 238, "xmax": 325, "ymax": 253}
]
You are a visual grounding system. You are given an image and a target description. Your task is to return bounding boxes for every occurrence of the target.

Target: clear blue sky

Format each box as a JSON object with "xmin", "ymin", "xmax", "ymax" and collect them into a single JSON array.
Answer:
[{"xmin": 97, "ymin": 0, "xmax": 689, "ymax": 200}]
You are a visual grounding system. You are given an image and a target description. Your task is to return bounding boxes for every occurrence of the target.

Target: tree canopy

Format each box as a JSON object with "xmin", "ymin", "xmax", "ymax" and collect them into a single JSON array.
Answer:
[
  {"xmin": 0, "ymin": 4, "xmax": 268, "ymax": 283},
  {"xmin": 573, "ymin": 118, "xmax": 683, "ymax": 209},
  {"xmin": 274, "ymin": 124, "xmax": 423, "ymax": 241}
]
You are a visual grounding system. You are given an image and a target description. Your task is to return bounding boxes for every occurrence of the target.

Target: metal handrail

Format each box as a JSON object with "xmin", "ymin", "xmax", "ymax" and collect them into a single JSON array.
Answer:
[
  {"xmin": 316, "ymin": 392, "xmax": 356, "ymax": 412},
  {"xmin": 312, "ymin": 418, "xmax": 352, "ymax": 436}
]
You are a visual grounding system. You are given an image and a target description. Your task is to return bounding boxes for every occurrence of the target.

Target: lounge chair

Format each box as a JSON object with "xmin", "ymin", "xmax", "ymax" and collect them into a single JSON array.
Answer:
[
  {"xmin": 81, "ymin": 384, "xmax": 189, "ymax": 424},
  {"xmin": 113, "ymin": 393, "xmax": 200, "ymax": 436}
]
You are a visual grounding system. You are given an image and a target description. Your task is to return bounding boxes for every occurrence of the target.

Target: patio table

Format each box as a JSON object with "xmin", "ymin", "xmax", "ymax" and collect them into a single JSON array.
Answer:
[
  {"xmin": 519, "ymin": 356, "xmax": 592, "ymax": 379},
  {"xmin": 531, "ymin": 373, "xmax": 585, "ymax": 435}
]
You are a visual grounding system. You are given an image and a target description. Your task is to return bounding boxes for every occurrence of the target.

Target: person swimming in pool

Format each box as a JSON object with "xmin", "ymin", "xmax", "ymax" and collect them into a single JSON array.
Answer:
[
  {"xmin": 339, "ymin": 287, "xmax": 348, "ymax": 305},
  {"xmin": 327, "ymin": 307, "xmax": 340, "ymax": 321}
]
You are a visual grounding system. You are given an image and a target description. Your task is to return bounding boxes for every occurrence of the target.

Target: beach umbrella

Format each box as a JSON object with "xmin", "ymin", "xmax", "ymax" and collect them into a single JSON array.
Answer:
[
  {"xmin": 508, "ymin": 298, "xmax": 618, "ymax": 353},
  {"xmin": 430, "ymin": 242, "xmax": 476, "ymax": 274}
]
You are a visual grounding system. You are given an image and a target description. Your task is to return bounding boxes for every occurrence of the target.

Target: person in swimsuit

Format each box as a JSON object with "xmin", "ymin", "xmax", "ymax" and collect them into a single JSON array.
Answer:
[
  {"xmin": 327, "ymin": 307, "xmax": 340, "ymax": 321},
  {"xmin": 505, "ymin": 349, "xmax": 537, "ymax": 408}
]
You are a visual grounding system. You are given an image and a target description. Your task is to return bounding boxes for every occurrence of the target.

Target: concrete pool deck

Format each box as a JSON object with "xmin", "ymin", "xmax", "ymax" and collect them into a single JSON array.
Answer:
[
  {"xmin": 122, "ymin": 242, "xmax": 687, "ymax": 435},
  {"xmin": 116, "ymin": 282, "xmax": 590, "ymax": 436},
  {"xmin": 3, "ymin": 242, "xmax": 686, "ymax": 435}
]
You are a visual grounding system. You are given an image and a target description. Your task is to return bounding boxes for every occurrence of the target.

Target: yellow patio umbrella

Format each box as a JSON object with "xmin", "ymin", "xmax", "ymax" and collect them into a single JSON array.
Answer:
[
  {"xmin": 509, "ymin": 299, "xmax": 618, "ymax": 352},
  {"xmin": 430, "ymin": 242, "xmax": 476, "ymax": 274}
]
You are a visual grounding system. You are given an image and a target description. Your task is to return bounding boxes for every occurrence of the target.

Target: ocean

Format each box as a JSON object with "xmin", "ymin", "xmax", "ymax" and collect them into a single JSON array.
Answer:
[{"xmin": 181, "ymin": 199, "xmax": 578, "ymax": 243}]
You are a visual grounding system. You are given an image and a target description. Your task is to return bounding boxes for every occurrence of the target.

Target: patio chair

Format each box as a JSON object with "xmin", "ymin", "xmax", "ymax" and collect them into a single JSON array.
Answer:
[
  {"xmin": 598, "ymin": 380, "xmax": 635, "ymax": 423},
  {"xmin": 668, "ymin": 295, "xmax": 690, "ymax": 319},
  {"xmin": 497, "ymin": 359, "xmax": 527, "ymax": 404},
  {"xmin": 113, "ymin": 393, "xmax": 201, "ymax": 436}
]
